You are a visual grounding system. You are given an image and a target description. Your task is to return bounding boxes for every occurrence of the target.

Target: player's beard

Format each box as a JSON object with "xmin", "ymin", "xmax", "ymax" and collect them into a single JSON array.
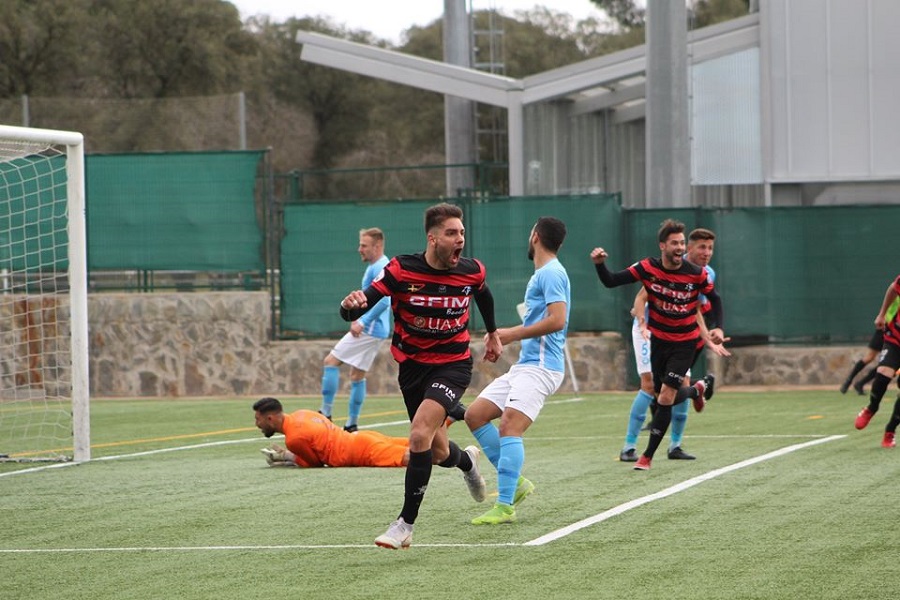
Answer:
[
  {"xmin": 435, "ymin": 245, "xmax": 462, "ymax": 269},
  {"xmin": 664, "ymin": 249, "xmax": 682, "ymax": 267},
  {"xmin": 527, "ymin": 238, "xmax": 535, "ymax": 261}
]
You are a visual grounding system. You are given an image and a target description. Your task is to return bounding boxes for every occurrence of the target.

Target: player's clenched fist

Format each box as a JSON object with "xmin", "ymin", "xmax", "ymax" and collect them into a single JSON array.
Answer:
[{"xmin": 590, "ymin": 247, "xmax": 608, "ymax": 264}]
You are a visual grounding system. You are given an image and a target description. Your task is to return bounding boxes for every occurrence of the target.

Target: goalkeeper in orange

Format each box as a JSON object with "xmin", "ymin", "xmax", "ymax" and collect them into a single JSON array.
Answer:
[{"xmin": 253, "ymin": 397, "xmax": 476, "ymax": 470}]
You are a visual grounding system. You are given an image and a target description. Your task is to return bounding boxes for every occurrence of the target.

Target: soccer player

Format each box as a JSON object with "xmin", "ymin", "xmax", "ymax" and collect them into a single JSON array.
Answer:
[
  {"xmin": 853, "ymin": 276, "xmax": 900, "ymax": 448},
  {"xmin": 592, "ymin": 219, "xmax": 725, "ymax": 471},
  {"xmin": 840, "ymin": 296, "xmax": 899, "ymax": 395},
  {"xmin": 254, "ymin": 397, "xmax": 411, "ymax": 467},
  {"xmin": 319, "ymin": 228, "xmax": 391, "ymax": 432},
  {"xmin": 339, "ymin": 202, "xmax": 503, "ymax": 549},
  {"xmin": 620, "ymin": 228, "xmax": 729, "ymax": 463},
  {"xmin": 464, "ymin": 217, "xmax": 570, "ymax": 525}
]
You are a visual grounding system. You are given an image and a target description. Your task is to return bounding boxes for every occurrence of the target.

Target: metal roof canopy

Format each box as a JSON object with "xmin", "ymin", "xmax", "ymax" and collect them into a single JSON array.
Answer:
[{"xmin": 296, "ymin": 13, "xmax": 759, "ymax": 196}]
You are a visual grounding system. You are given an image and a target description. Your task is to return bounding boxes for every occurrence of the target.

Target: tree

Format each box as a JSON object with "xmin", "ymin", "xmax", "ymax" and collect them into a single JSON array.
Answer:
[
  {"xmin": 257, "ymin": 17, "xmax": 376, "ymax": 170},
  {"xmin": 89, "ymin": 0, "xmax": 254, "ymax": 98},
  {"xmin": 0, "ymin": 0, "xmax": 89, "ymax": 97},
  {"xmin": 690, "ymin": 0, "xmax": 752, "ymax": 28},
  {"xmin": 590, "ymin": 0, "xmax": 646, "ymax": 31},
  {"xmin": 591, "ymin": 0, "xmax": 752, "ymax": 31}
]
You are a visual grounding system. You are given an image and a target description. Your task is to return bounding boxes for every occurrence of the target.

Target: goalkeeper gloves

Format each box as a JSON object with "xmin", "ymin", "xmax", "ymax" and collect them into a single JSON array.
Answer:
[{"xmin": 260, "ymin": 444, "xmax": 295, "ymax": 467}]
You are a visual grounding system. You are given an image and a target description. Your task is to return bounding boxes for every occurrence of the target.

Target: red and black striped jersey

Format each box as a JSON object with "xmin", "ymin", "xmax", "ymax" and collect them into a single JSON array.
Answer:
[
  {"xmin": 370, "ymin": 253, "xmax": 487, "ymax": 364},
  {"xmin": 627, "ymin": 257, "xmax": 714, "ymax": 343},
  {"xmin": 885, "ymin": 275, "xmax": 900, "ymax": 347}
]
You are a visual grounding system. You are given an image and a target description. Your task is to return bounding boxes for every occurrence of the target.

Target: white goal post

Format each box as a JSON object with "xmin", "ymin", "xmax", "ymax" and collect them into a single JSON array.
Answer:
[{"xmin": 0, "ymin": 124, "xmax": 89, "ymax": 463}]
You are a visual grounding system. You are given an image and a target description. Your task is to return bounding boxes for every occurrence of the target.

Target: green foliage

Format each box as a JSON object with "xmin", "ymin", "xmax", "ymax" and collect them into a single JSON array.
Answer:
[
  {"xmin": 590, "ymin": 0, "xmax": 646, "ymax": 30},
  {"xmin": 254, "ymin": 16, "xmax": 376, "ymax": 170},
  {"xmin": 691, "ymin": 0, "xmax": 753, "ymax": 28},
  {"xmin": 88, "ymin": 0, "xmax": 254, "ymax": 98},
  {"xmin": 0, "ymin": 0, "xmax": 89, "ymax": 96},
  {"xmin": 498, "ymin": 9, "xmax": 586, "ymax": 78},
  {"xmin": 0, "ymin": 390, "xmax": 892, "ymax": 600}
]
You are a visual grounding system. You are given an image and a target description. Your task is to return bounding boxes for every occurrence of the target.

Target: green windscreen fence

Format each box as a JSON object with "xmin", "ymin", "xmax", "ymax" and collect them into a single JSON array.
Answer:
[
  {"xmin": 87, "ymin": 151, "xmax": 265, "ymax": 271},
  {"xmin": 622, "ymin": 206, "xmax": 898, "ymax": 342},
  {"xmin": 281, "ymin": 199, "xmax": 897, "ymax": 342},
  {"xmin": 280, "ymin": 194, "xmax": 624, "ymax": 336}
]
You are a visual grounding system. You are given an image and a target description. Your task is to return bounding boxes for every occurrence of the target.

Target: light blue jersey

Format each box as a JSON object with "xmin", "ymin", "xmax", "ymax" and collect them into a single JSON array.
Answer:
[
  {"xmin": 518, "ymin": 258, "xmax": 570, "ymax": 372},
  {"xmin": 357, "ymin": 255, "xmax": 391, "ymax": 339}
]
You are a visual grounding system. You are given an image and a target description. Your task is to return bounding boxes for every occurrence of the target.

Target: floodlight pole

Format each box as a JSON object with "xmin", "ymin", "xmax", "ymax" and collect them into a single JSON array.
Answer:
[
  {"xmin": 646, "ymin": 0, "xmax": 691, "ymax": 207},
  {"xmin": 444, "ymin": 0, "xmax": 476, "ymax": 196}
]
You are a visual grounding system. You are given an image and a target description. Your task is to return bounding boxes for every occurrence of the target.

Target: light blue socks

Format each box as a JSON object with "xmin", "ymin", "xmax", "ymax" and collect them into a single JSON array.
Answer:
[
  {"xmin": 497, "ymin": 436, "xmax": 524, "ymax": 505},
  {"xmin": 320, "ymin": 365, "xmax": 339, "ymax": 418},
  {"xmin": 669, "ymin": 398, "xmax": 689, "ymax": 448},
  {"xmin": 472, "ymin": 422, "xmax": 502, "ymax": 469},
  {"xmin": 346, "ymin": 379, "xmax": 366, "ymax": 428}
]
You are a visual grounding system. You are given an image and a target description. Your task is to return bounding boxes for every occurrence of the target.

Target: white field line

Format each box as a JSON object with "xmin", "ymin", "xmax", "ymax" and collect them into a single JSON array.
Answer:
[
  {"xmin": 0, "ymin": 543, "xmax": 519, "ymax": 553},
  {"xmin": 523, "ymin": 434, "xmax": 846, "ymax": 546},
  {"xmin": 0, "ymin": 420, "xmax": 410, "ymax": 479},
  {"xmin": 0, "ymin": 432, "xmax": 846, "ymax": 553},
  {"xmin": 0, "ymin": 400, "xmax": 587, "ymax": 479}
]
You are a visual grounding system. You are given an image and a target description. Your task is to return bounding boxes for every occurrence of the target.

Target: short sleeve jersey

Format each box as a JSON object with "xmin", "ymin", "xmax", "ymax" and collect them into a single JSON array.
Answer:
[
  {"xmin": 370, "ymin": 252, "xmax": 487, "ymax": 364},
  {"xmin": 357, "ymin": 255, "xmax": 391, "ymax": 339},
  {"xmin": 518, "ymin": 258, "xmax": 571, "ymax": 372}
]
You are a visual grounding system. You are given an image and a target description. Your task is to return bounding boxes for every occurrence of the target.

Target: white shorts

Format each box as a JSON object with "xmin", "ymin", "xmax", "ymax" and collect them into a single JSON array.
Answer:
[
  {"xmin": 330, "ymin": 332, "xmax": 387, "ymax": 371},
  {"xmin": 477, "ymin": 364, "xmax": 564, "ymax": 422},
  {"xmin": 632, "ymin": 320, "xmax": 651, "ymax": 375}
]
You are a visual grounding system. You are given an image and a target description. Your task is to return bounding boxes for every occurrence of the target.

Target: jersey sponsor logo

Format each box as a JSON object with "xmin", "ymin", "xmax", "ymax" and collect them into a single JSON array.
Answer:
[
  {"xmin": 667, "ymin": 370, "xmax": 686, "ymax": 384},
  {"xmin": 654, "ymin": 300, "xmax": 693, "ymax": 314},
  {"xmin": 649, "ymin": 282, "xmax": 694, "ymax": 300},
  {"xmin": 412, "ymin": 316, "xmax": 465, "ymax": 331},
  {"xmin": 462, "ymin": 285, "xmax": 472, "ymax": 295},
  {"xmin": 407, "ymin": 283, "xmax": 425, "ymax": 292},
  {"xmin": 431, "ymin": 382, "xmax": 457, "ymax": 401},
  {"xmin": 408, "ymin": 295, "xmax": 471, "ymax": 308}
]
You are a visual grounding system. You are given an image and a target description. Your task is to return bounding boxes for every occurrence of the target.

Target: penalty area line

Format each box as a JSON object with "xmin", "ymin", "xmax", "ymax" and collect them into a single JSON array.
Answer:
[{"xmin": 524, "ymin": 434, "xmax": 847, "ymax": 546}]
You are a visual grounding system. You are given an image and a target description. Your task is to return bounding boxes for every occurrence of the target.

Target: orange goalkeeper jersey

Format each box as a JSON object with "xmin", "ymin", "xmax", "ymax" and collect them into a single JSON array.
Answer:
[{"xmin": 282, "ymin": 410, "xmax": 407, "ymax": 468}]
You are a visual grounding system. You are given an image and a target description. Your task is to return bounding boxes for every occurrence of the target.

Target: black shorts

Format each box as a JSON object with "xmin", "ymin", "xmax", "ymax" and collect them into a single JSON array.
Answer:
[
  {"xmin": 650, "ymin": 337, "xmax": 697, "ymax": 393},
  {"xmin": 868, "ymin": 329, "xmax": 885, "ymax": 352},
  {"xmin": 877, "ymin": 340, "xmax": 900, "ymax": 371},
  {"xmin": 397, "ymin": 357, "xmax": 472, "ymax": 420}
]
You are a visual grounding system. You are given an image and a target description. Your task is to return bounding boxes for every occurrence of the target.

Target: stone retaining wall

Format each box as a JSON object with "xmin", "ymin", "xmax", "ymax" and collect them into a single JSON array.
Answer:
[{"xmin": 77, "ymin": 292, "xmax": 866, "ymax": 397}]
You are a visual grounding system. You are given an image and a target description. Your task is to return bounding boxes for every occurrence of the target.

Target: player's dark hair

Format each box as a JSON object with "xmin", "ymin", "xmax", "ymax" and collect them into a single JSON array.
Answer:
[
  {"xmin": 688, "ymin": 227, "xmax": 715, "ymax": 242},
  {"xmin": 534, "ymin": 217, "xmax": 567, "ymax": 252},
  {"xmin": 424, "ymin": 202, "xmax": 463, "ymax": 232},
  {"xmin": 657, "ymin": 219, "xmax": 686, "ymax": 243},
  {"xmin": 252, "ymin": 397, "xmax": 283, "ymax": 414}
]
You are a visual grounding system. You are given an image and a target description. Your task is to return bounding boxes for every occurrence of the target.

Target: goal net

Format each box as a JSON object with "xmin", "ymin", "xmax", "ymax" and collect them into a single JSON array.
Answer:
[{"xmin": 0, "ymin": 125, "xmax": 89, "ymax": 463}]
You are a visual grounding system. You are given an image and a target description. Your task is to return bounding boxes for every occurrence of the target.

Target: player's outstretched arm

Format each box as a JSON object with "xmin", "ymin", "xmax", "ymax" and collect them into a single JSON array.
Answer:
[{"xmin": 591, "ymin": 248, "xmax": 636, "ymax": 288}]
